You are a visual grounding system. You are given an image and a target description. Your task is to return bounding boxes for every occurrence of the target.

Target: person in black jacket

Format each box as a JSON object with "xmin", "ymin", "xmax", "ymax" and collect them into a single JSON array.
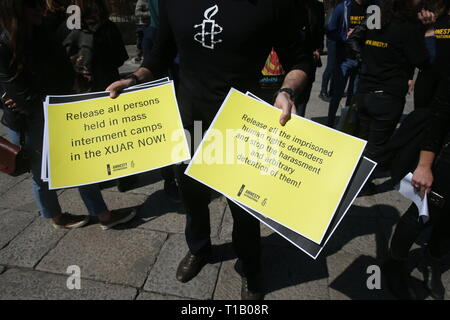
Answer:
[
  {"xmin": 347, "ymin": 0, "xmax": 434, "ymax": 164},
  {"xmin": 60, "ymin": 0, "xmax": 129, "ymax": 93},
  {"xmin": 383, "ymin": 5, "xmax": 450, "ymax": 301},
  {"xmin": 106, "ymin": 0, "xmax": 313, "ymax": 300}
]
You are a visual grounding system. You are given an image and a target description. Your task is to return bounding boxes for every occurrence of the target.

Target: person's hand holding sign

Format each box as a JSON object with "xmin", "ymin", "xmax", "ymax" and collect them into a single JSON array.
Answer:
[
  {"xmin": 106, "ymin": 68, "xmax": 153, "ymax": 98},
  {"xmin": 274, "ymin": 69, "xmax": 308, "ymax": 126},
  {"xmin": 274, "ymin": 88, "xmax": 297, "ymax": 126}
]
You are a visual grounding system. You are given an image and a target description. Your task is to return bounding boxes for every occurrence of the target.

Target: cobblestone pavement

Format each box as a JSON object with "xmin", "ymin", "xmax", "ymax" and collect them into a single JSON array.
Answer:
[{"xmin": 0, "ymin": 49, "xmax": 448, "ymax": 300}]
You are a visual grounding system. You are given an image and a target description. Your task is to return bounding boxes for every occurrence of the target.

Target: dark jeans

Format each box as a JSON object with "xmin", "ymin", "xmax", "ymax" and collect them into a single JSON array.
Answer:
[
  {"xmin": 321, "ymin": 39, "xmax": 337, "ymax": 95},
  {"xmin": 174, "ymin": 87, "xmax": 261, "ymax": 276},
  {"xmin": 357, "ymin": 92, "xmax": 405, "ymax": 162},
  {"xmin": 390, "ymin": 144, "xmax": 450, "ymax": 260},
  {"xmin": 327, "ymin": 58, "xmax": 359, "ymax": 127}
]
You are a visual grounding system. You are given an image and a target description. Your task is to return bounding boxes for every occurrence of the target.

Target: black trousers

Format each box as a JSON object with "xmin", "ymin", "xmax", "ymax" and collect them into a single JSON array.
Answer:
[
  {"xmin": 390, "ymin": 144, "xmax": 450, "ymax": 260},
  {"xmin": 174, "ymin": 87, "xmax": 261, "ymax": 276},
  {"xmin": 357, "ymin": 92, "xmax": 405, "ymax": 162},
  {"xmin": 414, "ymin": 70, "xmax": 442, "ymax": 110}
]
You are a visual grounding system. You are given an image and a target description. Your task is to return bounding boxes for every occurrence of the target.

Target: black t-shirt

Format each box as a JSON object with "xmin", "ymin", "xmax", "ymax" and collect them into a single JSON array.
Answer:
[
  {"xmin": 349, "ymin": 0, "xmax": 367, "ymax": 29},
  {"xmin": 358, "ymin": 18, "xmax": 429, "ymax": 97},
  {"xmin": 142, "ymin": 0, "xmax": 313, "ymax": 105},
  {"xmin": 434, "ymin": 14, "xmax": 450, "ymax": 76}
]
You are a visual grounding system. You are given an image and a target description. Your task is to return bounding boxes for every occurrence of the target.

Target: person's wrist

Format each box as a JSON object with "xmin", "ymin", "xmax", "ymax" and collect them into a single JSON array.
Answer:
[
  {"xmin": 123, "ymin": 73, "xmax": 139, "ymax": 87},
  {"xmin": 417, "ymin": 163, "xmax": 432, "ymax": 170},
  {"xmin": 276, "ymin": 88, "xmax": 296, "ymax": 101}
]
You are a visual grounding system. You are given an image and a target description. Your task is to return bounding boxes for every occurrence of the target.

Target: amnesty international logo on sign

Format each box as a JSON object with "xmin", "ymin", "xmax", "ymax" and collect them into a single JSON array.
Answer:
[
  {"xmin": 46, "ymin": 83, "xmax": 190, "ymax": 189},
  {"xmin": 185, "ymin": 89, "xmax": 366, "ymax": 244}
]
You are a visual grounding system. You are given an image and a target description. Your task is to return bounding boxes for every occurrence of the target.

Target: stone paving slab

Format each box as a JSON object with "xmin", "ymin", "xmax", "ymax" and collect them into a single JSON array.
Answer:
[
  {"xmin": 137, "ymin": 291, "xmax": 191, "ymax": 300},
  {"xmin": 323, "ymin": 215, "xmax": 380, "ymax": 258},
  {"xmin": 36, "ymin": 225, "xmax": 167, "ymax": 288},
  {"xmin": 0, "ymin": 218, "xmax": 67, "ymax": 268},
  {"xmin": 0, "ymin": 269, "xmax": 137, "ymax": 300},
  {"xmin": 262, "ymin": 246, "xmax": 330, "ymax": 300},
  {"xmin": 144, "ymin": 234, "xmax": 220, "ymax": 300},
  {"xmin": 327, "ymin": 251, "xmax": 394, "ymax": 300},
  {"xmin": 0, "ymin": 209, "xmax": 36, "ymax": 250},
  {"xmin": 214, "ymin": 242, "xmax": 330, "ymax": 300},
  {"xmin": 58, "ymin": 189, "xmax": 148, "ymax": 216},
  {"xmin": 0, "ymin": 178, "xmax": 38, "ymax": 212},
  {"xmin": 0, "ymin": 174, "xmax": 29, "ymax": 196}
]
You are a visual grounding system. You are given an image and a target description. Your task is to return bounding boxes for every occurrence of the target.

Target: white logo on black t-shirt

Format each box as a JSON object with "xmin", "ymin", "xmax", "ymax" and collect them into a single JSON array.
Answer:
[{"xmin": 194, "ymin": 5, "xmax": 223, "ymax": 49}]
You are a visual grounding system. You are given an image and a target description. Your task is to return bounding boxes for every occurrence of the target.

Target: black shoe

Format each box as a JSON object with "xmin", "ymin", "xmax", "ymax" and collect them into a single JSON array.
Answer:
[
  {"xmin": 164, "ymin": 179, "xmax": 181, "ymax": 203},
  {"xmin": 176, "ymin": 251, "xmax": 209, "ymax": 283},
  {"xmin": 382, "ymin": 258, "xmax": 415, "ymax": 300},
  {"xmin": 418, "ymin": 249, "xmax": 445, "ymax": 300},
  {"xmin": 319, "ymin": 91, "xmax": 331, "ymax": 102},
  {"xmin": 241, "ymin": 274, "xmax": 264, "ymax": 300}
]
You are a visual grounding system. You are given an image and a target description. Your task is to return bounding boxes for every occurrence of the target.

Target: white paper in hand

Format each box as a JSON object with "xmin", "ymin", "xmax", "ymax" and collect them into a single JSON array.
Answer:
[{"xmin": 396, "ymin": 173, "xmax": 429, "ymax": 223}]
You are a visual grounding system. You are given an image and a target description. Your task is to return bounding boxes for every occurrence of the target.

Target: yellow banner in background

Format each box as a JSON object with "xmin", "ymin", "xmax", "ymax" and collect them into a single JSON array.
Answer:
[
  {"xmin": 47, "ymin": 83, "xmax": 190, "ymax": 189},
  {"xmin": 185, "ymin": 89, "xmax": 366, "ymax": 244}
]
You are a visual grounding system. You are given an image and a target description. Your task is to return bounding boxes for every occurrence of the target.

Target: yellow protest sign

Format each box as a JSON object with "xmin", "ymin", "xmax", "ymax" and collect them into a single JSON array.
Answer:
[
  {"xmin": 185, "ymin": 89, "xmax": 366, "ymax": 244},
  {"xmin": 47, "ymin": 83, "xmax": 190, "ymax": 189}
]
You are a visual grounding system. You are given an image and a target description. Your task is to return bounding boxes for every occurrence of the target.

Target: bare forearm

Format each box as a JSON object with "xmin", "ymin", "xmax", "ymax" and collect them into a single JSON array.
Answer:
[
  {"xmin": 281, "ymin": 69, "xmax": 308, "ymax": 93},
  {"xmin": 134, "ymin": 67, "xmax": 154, "ymax": 84},
  {"xmin": 417, "ymin": 150, "xmax": 436, "ymax": 169}
]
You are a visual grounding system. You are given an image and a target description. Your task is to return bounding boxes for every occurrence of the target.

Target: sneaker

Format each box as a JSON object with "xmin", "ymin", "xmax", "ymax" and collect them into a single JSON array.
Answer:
[
  {"xmin": 164, "ymin": 179, "xmax": 182, "ymax": 203},
  {"xmin": 52, "ymin": 213, "xmax": 89, "ymax": 229},
  {"xmin": 100, "ymin": 208, "xmax": 137, "ymax": 230},
  {"xmin": 319, "ymin": 92, "xmax": 331, "ymax": 102}
]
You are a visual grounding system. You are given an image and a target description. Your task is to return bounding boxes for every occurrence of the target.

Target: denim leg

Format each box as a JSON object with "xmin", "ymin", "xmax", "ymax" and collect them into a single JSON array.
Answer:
[
  {"xmin": 328, "ymin": 63, "xmax": 346, "ymax": 127},
  {"xmin": 327, "ymin": 59, "xmax": 359, "ymax": 127},
  {"xmin": 321, "ymin": 39, "xmax": 336, "ymax": 94},
  {"xmin": 78, "ymin": 184, "xmax": 108, "ymax": 216},
  {"xmin": 25, "ymin": 120, "xmax": 62, "ymax": 219},
  {"xmin": 7, "ymin": 128, "xmax": 20, "ymax": 145}
]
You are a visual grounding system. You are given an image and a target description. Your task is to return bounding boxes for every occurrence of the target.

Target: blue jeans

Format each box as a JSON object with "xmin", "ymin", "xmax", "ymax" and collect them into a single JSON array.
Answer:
[
  {"xmin": 327, "ymin": 58, "xmax": 359, "ymax": 127},
  {"xmin": 8, "ymin": 121, "xmax": 108, "ymax": 219},
  {"xmin": 321, "ymin": 39, "xmax": 337, "ymax": 95}
]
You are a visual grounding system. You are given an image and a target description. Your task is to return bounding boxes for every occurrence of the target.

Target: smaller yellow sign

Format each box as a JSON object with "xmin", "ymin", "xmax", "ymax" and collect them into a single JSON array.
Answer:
[
  {"xmin": 47, "ymin": 83, "xmax": 190, "ymax": 189},
  {"xmin": 185, "ymin": 89, "xmax": 366, "ymax": 244}
]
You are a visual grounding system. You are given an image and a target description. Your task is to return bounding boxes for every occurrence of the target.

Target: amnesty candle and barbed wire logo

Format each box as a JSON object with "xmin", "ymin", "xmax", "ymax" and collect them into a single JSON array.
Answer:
[{"xmin": 194, "ymin": 5, "xmax": 223, "ymax": 50}]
